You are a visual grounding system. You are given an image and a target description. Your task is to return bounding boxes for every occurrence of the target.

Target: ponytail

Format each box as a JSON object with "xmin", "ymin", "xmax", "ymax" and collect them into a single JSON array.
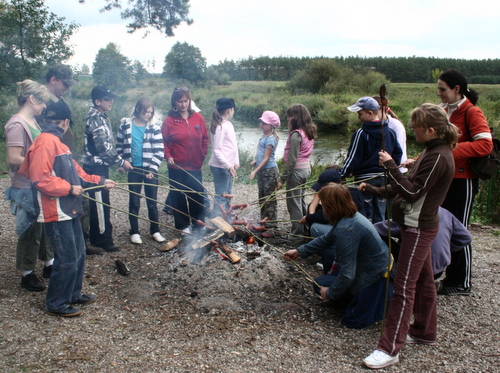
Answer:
[{"xmin": 210, "ymin": 108, "xmax": 224, "ymax": 135}]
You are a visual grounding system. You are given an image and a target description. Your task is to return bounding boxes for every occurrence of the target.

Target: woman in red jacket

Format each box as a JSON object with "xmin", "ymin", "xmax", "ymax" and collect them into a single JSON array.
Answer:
[
  {"xmin": 436, "ymin": 69, "xmax": 493, "ymax": 296},
  {"xmin": 161, "ymin": 87, "xmax": 208, "ymax": 234}
]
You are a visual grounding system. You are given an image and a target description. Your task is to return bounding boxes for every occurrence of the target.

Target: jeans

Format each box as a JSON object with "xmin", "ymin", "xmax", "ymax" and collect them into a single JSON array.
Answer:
[
  {"xmin": 310, "ymin": 222, "xmax": 332, "ymax": 238},
  {"xmin": 168, "ymin": 167, "xmax": 205, "ymax": 230},
  {"xmin": 128, "ymin": 167, "xmax": 160, "ymax": 235},
  {"xmin": 314, "ymin": 274, "xmax": 393, "ymax": 329},
  {"xmin": 210, "ymin": 166, "xmax": 233, "ymax": 211},
  {"xmin": 357, "ymin": 176, "xmax": 386, "ymax": 223},
  {"xmin": 45, "ymin": 219, "xmax": 86, "ymax": 312}
]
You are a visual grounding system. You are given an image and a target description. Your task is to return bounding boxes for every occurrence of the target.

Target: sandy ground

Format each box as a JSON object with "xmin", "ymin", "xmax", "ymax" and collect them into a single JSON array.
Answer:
[{"xmin": 0, "ymin": 177, "xmax": 499, "ymax": 372}]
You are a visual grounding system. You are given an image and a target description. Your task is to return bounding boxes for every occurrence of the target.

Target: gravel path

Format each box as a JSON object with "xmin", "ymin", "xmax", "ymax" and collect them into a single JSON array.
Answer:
[{"xmin": 0, "ymin": 177, "xmax": 499, "ymax": 372}]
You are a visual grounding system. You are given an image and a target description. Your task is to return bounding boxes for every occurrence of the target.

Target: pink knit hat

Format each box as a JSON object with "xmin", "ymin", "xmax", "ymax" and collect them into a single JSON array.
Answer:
[{"xmin": 259, "ymin": 111, "xmax": 281, "ymax": 128}]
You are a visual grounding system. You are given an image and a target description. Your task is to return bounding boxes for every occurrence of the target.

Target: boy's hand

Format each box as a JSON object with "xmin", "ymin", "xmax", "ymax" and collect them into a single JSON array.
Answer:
[
  {"xmin": 71, "ymin": 185, "xmax": 84, "ymax": 196},
  {"xmin": 250, "ymin": 160, "xmax": 256, "ymax": 167},
  {"xmin": 104, "ymin": 179, "xmax": 117, "ymax": 190},
  {"xmin": 378, "ymin": 150, "xmax": 392, "ymax": 165},
  {"xmin": 276, "ymin": 181, "xmax": 283, "ymax": 190},
  {"xmin": 358, "ymin": 182, "xmax": 367, "ymax": 191},
  {"xmin": 249, "ymin": 170, "xmax": 256, "ymax": 180},
  {"xmin": 122, "ymin": 160, "xmax": 133, "ymax": 171}
]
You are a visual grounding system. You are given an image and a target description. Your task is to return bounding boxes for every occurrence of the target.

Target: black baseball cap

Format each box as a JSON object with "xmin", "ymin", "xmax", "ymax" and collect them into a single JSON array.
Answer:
[
  {"xmin": 45, "ymin": 101, "xmax": 72, "ymax": 121},
  {"xmin": 91, "ymin": 86, "xmax": 117, "ymax": 101},
  {"xmin": 311, "ymin": 169, "xmax": 341, "ymax": 191},
  {"xmin": 216, "ymin": 97, "xmax": 237, "ymax": 110}
]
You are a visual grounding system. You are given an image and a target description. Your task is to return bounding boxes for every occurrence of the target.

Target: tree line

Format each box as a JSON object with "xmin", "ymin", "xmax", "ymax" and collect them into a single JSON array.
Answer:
[{"xmin": 212, "ymin": 56, "xmax": 500, "ymax": 84}]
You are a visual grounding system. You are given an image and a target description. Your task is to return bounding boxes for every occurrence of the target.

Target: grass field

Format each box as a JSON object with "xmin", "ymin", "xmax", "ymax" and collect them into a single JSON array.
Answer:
[{"xmin": 1, "ymin": 79, "xmax": 498, "ymax": 222}]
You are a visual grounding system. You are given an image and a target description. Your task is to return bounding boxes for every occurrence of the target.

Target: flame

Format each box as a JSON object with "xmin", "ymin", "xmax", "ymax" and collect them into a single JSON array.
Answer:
[{"xmin": 245, "ymin": 236, "xmax": 255, "ymax": 245}]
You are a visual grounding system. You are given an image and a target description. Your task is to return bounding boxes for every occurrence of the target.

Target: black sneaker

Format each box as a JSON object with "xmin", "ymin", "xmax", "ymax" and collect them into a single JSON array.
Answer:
[
  {"xmin": 42, "ymin": 265, "xmax": 52, "ymax": 279},
  {"xmin": 86, "ymin": 245, "xmax": 104, "ymax": 255},
  {"xmin": 71, "ymin": 294, "xmax": 97, "ymax": 305},
  {"xmin": 103, "ymin": 245, "xmax": 121, "ymax": 252},
  {"xmin": 21, "ymin": 272, "xmax": 46, "ymax": 292},
  {"xmin": 46, "ymin": 306, "xmax": 82, "ymax": 317},
  {"xmin": 438, "ymin": 284, "xmax": 471, "ymax": 296}
]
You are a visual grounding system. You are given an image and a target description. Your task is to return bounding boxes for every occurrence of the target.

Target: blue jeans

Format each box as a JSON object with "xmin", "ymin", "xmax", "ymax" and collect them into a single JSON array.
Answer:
[
  {"xmin": 210, "ymin": 166, "xmax": 232, "ymax": 211},
  {"xmin": 314, "ymin": 274, "xmax": 393, "ymax": 329},
  {"xmin": 168, "ymin": 167, "xmax": 205, "ymax": 230},
  {"xmin": 45, "ymin": 219, "xmax": 86, "ymax": 312},
  {"xmin": 357, "ymin": 176, "xmax": 386, "ymax": 223},
  {"xmin": 128, "ymin": 167, "xmax": 160, "ymax": 235},
  {"xmin": 310, "ymin": 222, "xmax": 333, "ymax": 238}
]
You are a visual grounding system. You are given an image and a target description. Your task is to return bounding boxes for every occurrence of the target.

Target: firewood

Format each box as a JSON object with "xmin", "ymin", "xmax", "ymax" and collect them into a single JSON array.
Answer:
[
  {"xmin": 220, "ymin": 244, "xmax": 241, "ymax": 264},
  {"xmin": 209, "ymin": 217, "xmax": 235, "ymax": 237},
  {"xmin": 158, "ymin": 238, "xmax": 180, "ymax": 252}
]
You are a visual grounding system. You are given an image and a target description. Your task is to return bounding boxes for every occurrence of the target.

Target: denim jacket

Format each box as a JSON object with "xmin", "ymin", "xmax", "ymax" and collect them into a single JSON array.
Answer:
[
  {"xmin": 297, "ymin": 212, "xmax": 391, "ymax": 300},
  {"xmin": 4, "ymin": 186, "xmax": 37, "ymax": 235}
]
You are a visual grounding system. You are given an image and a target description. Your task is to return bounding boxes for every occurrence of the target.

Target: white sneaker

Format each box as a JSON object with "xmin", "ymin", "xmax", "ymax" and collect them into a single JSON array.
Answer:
[
  {"xmin": 181, "ymin": 226, "xmax": 192, "ymax": 236},
  {"xmin": 152, "ymin": 232, "xmax": 166, "ymax": 243},
  {"xmin": 130, "ymin": 234, "xmax": 142, "ymax": 244},
  {"xmin": 363, "ymin": 350, "xmax": 399, "ymax": 369},
  {"xmin": 406, "ymin": 334, "xmax": 436, "ymax": 345}
]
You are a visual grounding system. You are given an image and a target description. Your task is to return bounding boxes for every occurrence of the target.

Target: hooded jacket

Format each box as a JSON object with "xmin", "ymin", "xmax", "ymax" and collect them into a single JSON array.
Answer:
[
  {"xmin": 340, "ymin": 120, "xmax": 402, "ymax": 180},
  {"xmin": 18, "ymin": 123, "xmax": 103, "ymax": 223}
]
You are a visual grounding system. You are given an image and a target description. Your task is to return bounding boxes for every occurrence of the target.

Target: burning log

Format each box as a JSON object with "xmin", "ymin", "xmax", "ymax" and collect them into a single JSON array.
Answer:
[
  {"xmin": 158, "ymin": 238, "xmax": 180, "ymax": 252},
  {"xmin": 191, "ymin": 230, "xmax": 225, "ymax": 249},
  {"xmin": 220, "ymin": 244, "xmax": 241, "ymax": 264}
]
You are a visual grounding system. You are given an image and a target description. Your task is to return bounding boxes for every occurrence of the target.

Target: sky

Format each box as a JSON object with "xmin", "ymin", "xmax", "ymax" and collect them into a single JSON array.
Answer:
[{"xmin": 44, "ymin": 0, "xmax": 500, "ymax": 74}]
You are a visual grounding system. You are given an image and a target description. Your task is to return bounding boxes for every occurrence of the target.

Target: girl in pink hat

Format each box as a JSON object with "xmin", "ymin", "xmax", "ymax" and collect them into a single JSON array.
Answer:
[{"xmin": 250, "ymin": 111, "xmax": 281, "ymax": 237}]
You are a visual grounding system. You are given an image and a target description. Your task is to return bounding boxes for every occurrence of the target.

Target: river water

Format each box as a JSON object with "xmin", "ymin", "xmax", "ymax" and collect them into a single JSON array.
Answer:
[{"xmin": 233, "ymin": 120, "xmax": 350, "ymax": 166}]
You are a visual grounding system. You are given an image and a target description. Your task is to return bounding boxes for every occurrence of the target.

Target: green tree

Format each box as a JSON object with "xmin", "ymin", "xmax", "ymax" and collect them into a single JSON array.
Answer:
[
  {"xmin": 431, "ymin": 68, "xmax": 443, "ymax": 82},
  {"xmin": 163, "ymin": 42, "xmax": 206, "ymax": 84},
  {"xmin": 132, "ymin": 60, "xmax": 150, "ymax": 82},
  {"xmin": 92, "ymin": 43, "xmax": 131, "ymax": 90},
  {"xmin": 78, "ymin": 0, "xmax": 192, "ymax": 36},
  {"xmin": 81, "ymin": 63, "xmax": 90, "ymax": 75},
  {"xmin": 0, "ymin": 0, "xmax": 78, "ymax": 89}
]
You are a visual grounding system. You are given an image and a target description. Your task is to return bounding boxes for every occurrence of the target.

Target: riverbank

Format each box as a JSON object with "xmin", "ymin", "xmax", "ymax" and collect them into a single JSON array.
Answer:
[{"xmin": 0, "ymin": 178, "xmax": 499, "ymax": 372}]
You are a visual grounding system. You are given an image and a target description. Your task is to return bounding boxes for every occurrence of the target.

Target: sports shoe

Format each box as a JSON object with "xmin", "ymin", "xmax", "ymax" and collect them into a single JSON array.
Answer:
[
  {"xmin": 21, "ymin": 272, "xmax": 46, "ymax": 292},
  {"xmin": 86, "ymin": 244, "xmax": 104, "ymax": 255},
  {"xmin": 152, "ymin": 232, "xmax": 166, "ymax": 243},
  {"xmin": 363, "ymin": 350, "xmax": 399, "ymax": 369},
  {"xmin": 71, "ymin": 294, "xmax": 97, "ymax": 305},
  {"xmin": 406, "ymin": 334, "xmax": 436, "ymax": 345},
  {"xmin": 438, "ymin": 284, "xmax": 471, "ymax": 296},
  {"xmin": 103, "ymin": 245, "xmax": 121, "ymax": 252},
  {"xmin": 46, "ymin": 306, "xmax": 82, "ymax": 317},
  {"xmin": 42, "ymin": 265, "xmax": 52, "ymax": 279},
  {"xmin": 182, "ymin": 226, "xmax": 192, "ymax": 236},
  {"xmin": 130, "ymin": 234, "xmax": 142, "ymax": 244},
  {"xmin": 435, "ymin": 280, "xmax": 443, "ymax": 293}
]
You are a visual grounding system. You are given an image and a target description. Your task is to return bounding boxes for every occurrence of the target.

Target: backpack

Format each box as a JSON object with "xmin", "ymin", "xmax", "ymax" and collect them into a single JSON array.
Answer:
[
  {"xmin": 469, "ymin": 131, "xmax": 500, "ymax": 180},
  {"xmin": 464, "ymin": 107, "xmax": 500, "ymax": 180}
]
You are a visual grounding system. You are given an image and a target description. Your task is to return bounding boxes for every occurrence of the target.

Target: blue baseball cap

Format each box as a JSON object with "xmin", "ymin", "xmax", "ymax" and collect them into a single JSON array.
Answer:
[{"xmin": 347, "ymin": 97, "xmax": 380, "ymax": 112}]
